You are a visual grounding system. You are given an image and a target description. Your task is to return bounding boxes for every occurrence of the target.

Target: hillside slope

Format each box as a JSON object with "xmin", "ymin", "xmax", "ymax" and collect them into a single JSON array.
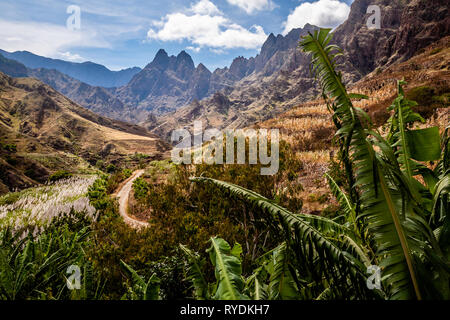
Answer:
[
  {"xmin": 144, "ymin": 0, "xmax": 449, "ymax": 141},
  {"xmin": 0, "ymin": 72, "xmax": 168, "ymax": 193},
  {"xmin": 0, "ymin": 54, "xmax": 132, "ymax": 121},
  {"xmin": 254, "ymin": 36, "xmax": 449, "ymax": 213}
]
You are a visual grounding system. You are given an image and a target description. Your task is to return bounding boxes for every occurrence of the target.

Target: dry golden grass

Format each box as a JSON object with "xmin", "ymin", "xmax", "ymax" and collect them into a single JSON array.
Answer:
[{"xmin": 254, "ymin": 36, "xmax": 450, "ymax": 214}]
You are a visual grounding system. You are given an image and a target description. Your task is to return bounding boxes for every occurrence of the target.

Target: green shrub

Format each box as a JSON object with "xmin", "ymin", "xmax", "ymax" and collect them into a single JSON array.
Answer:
[
  {"xmin": 48, "ymin": 170, "xmax": 72, "ymax": 182},
  {"xmin": 406, "ymin": 86, "xmax": 435, "ymax": 106},
  {"xmin": 122, "ymin": 168, "xmax": 133, "ymax": 179},
  {"xmin": 106, "ymin": 164, "xmax": 116, "ymax": 173},
  {"xmin": 132, "ymin": 177, "xmax": 149, "ymax": 200},
  {"xmin": 2, "ymin": 144, "xmax": 17, "ymax": 153},
  {"xmin": 0, "ymin": 192, "xmax": 20, "ymax": 206},
  {"xmin": 95, "ymin": 160, "xmax": 104, "ymax": 169}
]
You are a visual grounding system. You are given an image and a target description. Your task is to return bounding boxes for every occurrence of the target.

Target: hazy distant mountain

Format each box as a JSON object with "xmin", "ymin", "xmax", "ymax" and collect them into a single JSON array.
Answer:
[
  {"xmin": 0, "ymin": 49, "xmax": 141, "ymax": 87},
  {"xmin": 0, "ymin": 53, "xmax": 28, "ymax": 78},
  {"xmin": 0, "ymin": 0, "xmax": 448, "ymax": 134},
  {"xmin": 0, "ymin": 54, "xmax": 130, "ymax": 121}
]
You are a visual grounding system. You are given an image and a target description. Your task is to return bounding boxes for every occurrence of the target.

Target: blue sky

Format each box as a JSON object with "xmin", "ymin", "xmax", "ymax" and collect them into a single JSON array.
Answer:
[{"xmin": 0, "ymin": 0, "xmax": 354, "ymax": 71}]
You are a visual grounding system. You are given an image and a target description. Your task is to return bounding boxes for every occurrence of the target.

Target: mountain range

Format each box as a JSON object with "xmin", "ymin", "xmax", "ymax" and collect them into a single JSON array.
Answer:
[
  {"xmin": 0, "ymin": 49, "xmax": 141, "ymax": 88},
  {"xmin": 146, "ymin": 0, "xmax": 450, "ymax": 140},
  {"xmin": 0, "ymin": 71, "xmax": 168, "ymax": 192},
  {"xmin": 0, "ymin": 0, "xmax": 448, "ymax": 141}
]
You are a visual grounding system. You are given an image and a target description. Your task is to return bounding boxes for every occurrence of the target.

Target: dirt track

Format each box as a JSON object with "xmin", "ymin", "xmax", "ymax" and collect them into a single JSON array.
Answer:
[{"xmin": 115, "ymin": 169, "xmax": 149, "ymax": 229}]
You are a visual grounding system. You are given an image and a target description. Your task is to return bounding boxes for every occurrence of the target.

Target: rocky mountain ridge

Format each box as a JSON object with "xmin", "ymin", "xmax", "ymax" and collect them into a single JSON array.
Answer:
[
  {"xmin": 0, "ymin": 71, "xmax": 168, "ymax": 193},
  {"xmin": 0, "ymin": 0, "xmax": 448, "ymax": 138},
  {"xmin": 0, "ymin": 49, "xmax": 141, "ymax": 88},
  {"xmin": 145, "ymin": 0, "xmax": 450, "ymax": 141}
]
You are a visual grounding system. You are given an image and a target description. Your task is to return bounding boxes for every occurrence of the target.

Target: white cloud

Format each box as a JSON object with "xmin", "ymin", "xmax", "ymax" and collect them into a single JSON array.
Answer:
[
  {"xmin": 57, "ymin": 51, "xmax": 85, "ymax": 62},
  {"xmin": 186, "ymin": 46, "xmax": 201, "ymax": 53},
  {"xmin": 210, "ymin": 48, "xmax": 226, "ymax": 55},
  {"xmin": 282, "ymin": 0, "xmax": 350, "ymax": 35},
  {"xmin": 147, "ymin": 1, "xmax": 267, "ymax": 50},
  {"xmin": 191, "ymin": 0, "xmax": 221, "ymax": 15},
  {"xmin": 0, "ymin": 19, "xmax": 109, "ymax": 58},
  {"xmin": 227, "ymin": 0, "xmax": 275, "ymax": 14}
]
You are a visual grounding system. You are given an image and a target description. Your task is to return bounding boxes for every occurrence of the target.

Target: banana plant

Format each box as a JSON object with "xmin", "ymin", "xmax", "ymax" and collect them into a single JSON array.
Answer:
[
  {"xmin": 187, "ymin": 28, "xmax": 449, "ymax": 300},
  {"xmin": 182, "ymin": 238, "xmax": 303, "ymax": 300},
  {"xmin": 181, "ymin": 237, "xmax": 249, "ymax": 300},
  {"xmin": 120, "ymin": 260, "xmax": 160, "ymax": 300},
  {"xmin": 0, "ymin": 226, "xmax": 91, "ymax": 300},
  {"xmin": 188, "ymin": 180, "xmax": 376, "ymax": 299},
  {"xmin": 301, "ymin": 28, "xmax": 449, "ymax": 300}
]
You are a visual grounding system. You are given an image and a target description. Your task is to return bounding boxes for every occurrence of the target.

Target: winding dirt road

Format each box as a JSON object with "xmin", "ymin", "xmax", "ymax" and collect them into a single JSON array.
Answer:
[{"xmin": 115, "ymin": 169, "xmax": 149, "ymax": 229}]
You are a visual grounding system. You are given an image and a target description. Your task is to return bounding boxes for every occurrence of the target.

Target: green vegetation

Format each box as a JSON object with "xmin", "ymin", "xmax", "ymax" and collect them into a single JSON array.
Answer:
[
  {"xmin": 430, "ymin": 47, "xmax": 443, "ymax": 55},
  {"xmin": 1, "ymin": 143, "xmax": 17, "ymax": 153},
  {"xmin": 0, "ymin": 225, "xmax": 104, "ymax": 300},
  {"xmin": 48, "ymin": 170, "xmax": 73, "ymax": 182},
  {"xmin": 181, "ymin": 29, "xmax": 449, "ymax": 300},
  {"xmin": 132, "ymin": 177, "xmax": 149, "ymax": 200},
  {"xmin": 0, "ymin": 28, "xmax": 448, "ymax": 301},
  {"xmin": 406, "ymin": 85, "xmax": 450, "ymax": 109}
]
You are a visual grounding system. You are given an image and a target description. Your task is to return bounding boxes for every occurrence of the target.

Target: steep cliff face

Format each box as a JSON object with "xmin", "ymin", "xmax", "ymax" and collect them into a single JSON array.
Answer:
[
  {"xmin": 333, "ymin": 0, "xmax": 450, "ymax": 77},
  {"xmin": 145, "ymin": 0, "xmax": 450, "ymax": 141},
  {"xmin": 391, "ymin": 0, "xmax": 450, "ymax": 63},
  {"xmin": 115, "ymin": 50, "xmax": 209, "ymax": 115},
  {"xmin": 190, "ymin": 63, "xmax": 212, "ymax": 99},
  {"xmin": 1, "ymin": 0, "xmax": 448, "ymax": 132}
]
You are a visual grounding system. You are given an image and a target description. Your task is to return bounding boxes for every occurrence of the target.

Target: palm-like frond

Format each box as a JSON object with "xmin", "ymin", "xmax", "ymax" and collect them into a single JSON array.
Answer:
[
  {"xmin": 207, "ymin": 237, "xmax": 248, "ymax": 300},
  {"xmin": 300, "ymin": 29, "xmax": 425, "ymax": 299},
  {"xmin": 179, "ymin": 244, "xmax": 210, "ymax": 300},
  {"xmin": 432, "ymin": 171, "xmax": 450, "ymax": 247},
  {"xmin": 0, "ymin": 226, "xmax": 91, "ymax": 300},
  {"xmin": 190, "ymin": 177, "xmax": 374, "ymax": 299},
  {"xmin": 387, "ymin": 80, "xmax": 424, "ymax": 178},
  {"xmin": 267, "ymin": 242, "xmax": 300, "ymax": 300},
  {"xmin": 325, "ymin": 173, "xmax": 357, "ymax": 229},
  {"xmin": 120, "ymin": 260, "xmax": 160, "ymax": 300}
]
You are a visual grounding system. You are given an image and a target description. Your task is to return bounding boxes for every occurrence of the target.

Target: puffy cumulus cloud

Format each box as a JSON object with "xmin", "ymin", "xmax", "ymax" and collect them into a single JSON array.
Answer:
[
  {"xmin": 282, "ymin": 0, "xmax": 350, "ymax": 35},
  {"xmin": 227, "ymin": 0, "xmax": 276, "ymax": 14},
  {"xmin": 147, "ymin": 0, "xmax": 267, "ymax": 50},
  {"xmin": 0, "ymin": 19, "xmax": 109, "ymax": 58},
  {"xmin": 191, "ymin": 0, "xmax": 221, "ymax": 15}
]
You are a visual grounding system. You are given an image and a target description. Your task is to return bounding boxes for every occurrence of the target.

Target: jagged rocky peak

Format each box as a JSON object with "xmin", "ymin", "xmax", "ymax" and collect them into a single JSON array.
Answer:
[
  {"xmin": 195, "ymin": 63, "xmax": 211, "ymax": 75},
  {"xmin": 229, "ymin": 56, "xmax": 254, "ymax": 78},
  {"xmin": 261, "ymin": 33, "xmax": 277, "ymax": 53},
  {"xmin": 176, "ymin": 50, "xmax": 195, "ymax": 69},
  {"xmin": 148, "ymin": 49, "xmax": 170, "ymax": 70}
]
